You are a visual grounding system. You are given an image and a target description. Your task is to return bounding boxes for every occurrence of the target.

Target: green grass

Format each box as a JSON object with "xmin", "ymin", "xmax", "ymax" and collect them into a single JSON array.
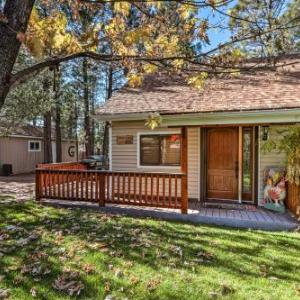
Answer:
[{"xmin": 0, "ymin": 200, "xmax": 300, "ymax": 300}]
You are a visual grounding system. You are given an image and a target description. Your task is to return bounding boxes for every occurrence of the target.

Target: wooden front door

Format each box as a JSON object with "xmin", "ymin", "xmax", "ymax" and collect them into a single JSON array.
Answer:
[{"xmin": 207, "ymin": 127, "xmax": 239, "ymax": 200}]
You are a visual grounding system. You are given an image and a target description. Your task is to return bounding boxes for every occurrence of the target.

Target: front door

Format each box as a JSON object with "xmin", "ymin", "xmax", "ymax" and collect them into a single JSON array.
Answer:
[{"xmin": 206, "ymin": 127, "xmax": 239, "ymax": 201}]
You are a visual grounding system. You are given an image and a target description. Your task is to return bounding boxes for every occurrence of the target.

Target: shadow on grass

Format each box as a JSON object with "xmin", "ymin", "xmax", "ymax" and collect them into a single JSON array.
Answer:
[{"xmin": 1, "ymin": 200, "xmax": 300, "ymax": 299}]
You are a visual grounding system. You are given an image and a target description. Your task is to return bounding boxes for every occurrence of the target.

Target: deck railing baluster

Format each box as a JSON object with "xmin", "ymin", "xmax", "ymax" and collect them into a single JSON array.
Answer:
[{"xmin": 36, "ymin": 166, "xmax": 187, "ymax": 213}]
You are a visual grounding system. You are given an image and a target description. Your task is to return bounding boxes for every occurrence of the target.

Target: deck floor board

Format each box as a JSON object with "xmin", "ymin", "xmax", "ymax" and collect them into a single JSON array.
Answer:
[{"xmin": 41, "ymin": 199, "xmax": 299, "ymax": 231}]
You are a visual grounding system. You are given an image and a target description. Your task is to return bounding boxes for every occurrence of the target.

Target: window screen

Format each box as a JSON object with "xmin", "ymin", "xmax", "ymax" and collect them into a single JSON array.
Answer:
[{"xmin": 140, "ymin": 134, "xmax": 181, "ymax": 166}]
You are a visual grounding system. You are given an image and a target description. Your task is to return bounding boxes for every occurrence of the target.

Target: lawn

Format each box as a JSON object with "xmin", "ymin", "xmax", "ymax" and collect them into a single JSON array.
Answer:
[{"xmin": 0, "ymin": 199, "xmax": 300, "ymax": 300}]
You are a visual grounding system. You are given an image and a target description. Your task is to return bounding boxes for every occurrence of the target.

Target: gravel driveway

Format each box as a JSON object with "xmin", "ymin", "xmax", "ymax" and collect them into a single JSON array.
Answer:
[{"xmin": 0, "ymin": 173, "xmax": 35, "ymax": 201}]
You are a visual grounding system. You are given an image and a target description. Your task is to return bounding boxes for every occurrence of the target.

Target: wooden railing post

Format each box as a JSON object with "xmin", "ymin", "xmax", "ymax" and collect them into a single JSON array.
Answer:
[
  {"xmin": 287, "ymin": 183, "xmax": 300, "ymax": 218},
  {"xmin": 35, "ymin": 169, "xmax": 41, "ymax": 201},
  {"xmin": 99, "ymin": 173, "xmax": 106, "ymax": 206},
  {"xmin": 181, "ymin": 127, "xmax": 188, "ymax": 214}
]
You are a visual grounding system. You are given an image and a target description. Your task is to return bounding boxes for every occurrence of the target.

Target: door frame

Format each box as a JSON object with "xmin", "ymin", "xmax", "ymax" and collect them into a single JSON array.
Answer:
[{"xmin": 200, "ymin": 126, "xmax": 259, "ymax": 205}]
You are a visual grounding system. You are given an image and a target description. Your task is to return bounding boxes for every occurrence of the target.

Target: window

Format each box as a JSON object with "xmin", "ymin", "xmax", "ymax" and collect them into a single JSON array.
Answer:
[
  {"xmin": 242, "ymin": 127, "xmax": 253, "ymax": 201},
  {"xmin": 139, "ymin": 134, "xmax": 181, "ymax": 166},
  {"xmin": 28, "ymin": 141, "xmax": 41, "ymax": 152}
]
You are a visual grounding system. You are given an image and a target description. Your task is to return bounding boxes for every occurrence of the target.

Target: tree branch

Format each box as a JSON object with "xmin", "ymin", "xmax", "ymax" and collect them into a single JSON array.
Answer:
[{"xmin": 10, "ymin": 20, "xmax": 299, "ymax": 88}]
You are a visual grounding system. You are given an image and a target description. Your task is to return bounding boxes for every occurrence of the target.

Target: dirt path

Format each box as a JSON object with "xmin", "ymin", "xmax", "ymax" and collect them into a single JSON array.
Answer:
[{"xmin": 0, "ymin": 173, "xmax": 35, "ymax": 201}]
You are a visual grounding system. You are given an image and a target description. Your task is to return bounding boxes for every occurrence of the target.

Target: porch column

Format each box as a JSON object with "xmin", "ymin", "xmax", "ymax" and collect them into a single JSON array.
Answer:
[{"xmin": 181, "ymin": 127, "xmax": 188, "ymax": 214}]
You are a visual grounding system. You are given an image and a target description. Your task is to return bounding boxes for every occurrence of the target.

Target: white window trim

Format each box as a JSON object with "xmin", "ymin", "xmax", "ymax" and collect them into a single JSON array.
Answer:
[
  {"xmin": 28, "ymin": 140, "xmax": 41, "ymax": 152},
  {"xmin": 137, "ymin": 131, "xmax": 181, "ymax": 169}
]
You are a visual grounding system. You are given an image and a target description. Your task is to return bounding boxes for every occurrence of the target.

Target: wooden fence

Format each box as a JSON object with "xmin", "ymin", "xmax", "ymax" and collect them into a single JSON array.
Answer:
[
  {"xmin": 287, "ymin": 183, "xmax": 300, "ymax": 218},
  {"xmin": 36, "ymin": 165, "xmax": 187, "ymax": 213},
  {"xmin": 37, "ymin": 162, "xmax": 87, "ymax": 170}
]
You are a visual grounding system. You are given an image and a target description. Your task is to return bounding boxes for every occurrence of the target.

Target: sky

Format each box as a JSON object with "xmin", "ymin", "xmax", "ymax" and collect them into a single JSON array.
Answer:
[{"xmin": 198, "ymin": 1, "xmax": 237, "ymax": 51}]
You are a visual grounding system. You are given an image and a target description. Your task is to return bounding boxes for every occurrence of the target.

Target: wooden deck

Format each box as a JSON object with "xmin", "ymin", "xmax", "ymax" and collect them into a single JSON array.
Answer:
[
  {"xmin": 35, "ymin": 161, "xmax": 299, "ymax": 231},
  {"xmin": 40, "ymin": 199, "xmax": 299, "ymax": 231}
]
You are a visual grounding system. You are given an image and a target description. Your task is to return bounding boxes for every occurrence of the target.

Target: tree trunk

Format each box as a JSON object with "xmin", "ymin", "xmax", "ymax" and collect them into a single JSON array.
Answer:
[
  {"xmin": 90, "ymin": 79, "xmax": 96, "ymax": 156},
  {"xmin": 83, "ymin": 57, "xmax": 92, "ymax": 157},
  {"xmin": 43, "ymin": 111, "xmax": 52, "ymax": 163},
  {"xmin": 74, "ymin": 101, "xmax": 79, "ymax": 161},
  {"xmin": 54, "ymin": 67, "xmax": 62, "ymax": 162},
  {"xmin": 0, "ymin": 0, "xmax": 35, "ymax": 107},
  {"xmin": 102, "ymin": 65, "xmax": 113, "ymax": 157},
  {"xmin": 55, "ymin": 105, "xmax": 62, "ymax": 162}
]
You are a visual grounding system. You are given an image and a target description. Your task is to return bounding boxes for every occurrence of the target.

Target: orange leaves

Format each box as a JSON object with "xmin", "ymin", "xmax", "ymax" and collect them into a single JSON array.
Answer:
[
  {"xmin": 0, "ymin": 12, "xmax": 8, "ymax": 24},
  {"xmin": 16, "ymin": 32, "xmax": 27, "ymax": 43},
  {"xmin": 199, "ymin": 20, "xmax": 209, "ymax": 43}
]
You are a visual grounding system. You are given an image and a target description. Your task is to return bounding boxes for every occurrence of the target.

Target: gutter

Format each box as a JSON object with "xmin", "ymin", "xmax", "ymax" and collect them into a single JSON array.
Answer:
[{"xmin": 93, "ymin": 108, "xmax": 300, "ymax": 125}]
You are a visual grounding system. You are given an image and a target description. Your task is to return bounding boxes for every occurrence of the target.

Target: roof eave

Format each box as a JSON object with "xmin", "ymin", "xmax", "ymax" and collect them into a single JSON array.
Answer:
[{"xmin": 94, "ymin": 108, "xmax": 300, "ymax": 125}]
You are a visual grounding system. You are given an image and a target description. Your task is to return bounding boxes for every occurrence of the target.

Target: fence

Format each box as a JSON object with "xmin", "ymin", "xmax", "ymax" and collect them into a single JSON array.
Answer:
[{"xmin": 36, "ymin": 163, "xmax": 188, "ymax": 213}]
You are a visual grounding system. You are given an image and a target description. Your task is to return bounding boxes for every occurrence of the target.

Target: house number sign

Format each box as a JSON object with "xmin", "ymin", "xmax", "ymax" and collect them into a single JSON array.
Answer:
[{"xmin": 116, "ymin": 135, "xmax": 133, "ymax": 145}]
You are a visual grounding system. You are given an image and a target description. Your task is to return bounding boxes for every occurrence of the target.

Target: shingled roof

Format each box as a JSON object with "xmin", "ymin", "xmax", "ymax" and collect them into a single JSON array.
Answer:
[
  {"xmin": 96, "ymin": 55, "xmax": 300, "ymax": 117},
  {"xmin": 0, "ymin": 123, "xmax": 73, "ymax": 141}
]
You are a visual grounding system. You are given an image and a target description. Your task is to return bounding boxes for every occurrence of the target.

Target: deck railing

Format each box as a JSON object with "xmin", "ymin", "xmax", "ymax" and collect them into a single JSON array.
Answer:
[
  {"xmin": 36, "ymin": 164, "xmax": 188, "ymax": 213},
  {"xmin": 287, "ymin": 183, "xmax": 300, "ymax": 218}
]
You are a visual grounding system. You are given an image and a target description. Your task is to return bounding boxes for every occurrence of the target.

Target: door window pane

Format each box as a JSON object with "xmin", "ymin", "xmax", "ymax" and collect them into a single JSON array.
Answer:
[{"xmin": 242, "ymin": 128, "xmax": 252, "ymax": 200}]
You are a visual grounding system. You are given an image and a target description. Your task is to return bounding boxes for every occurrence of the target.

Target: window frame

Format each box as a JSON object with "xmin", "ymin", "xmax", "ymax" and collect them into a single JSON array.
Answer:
[
  {"xmin": 137, "ymin": 131, "xmax": 181, "ymax": 168},
  {"xmin": 28, "ymin": 140, "xmax": 41, "ymax": 152}
]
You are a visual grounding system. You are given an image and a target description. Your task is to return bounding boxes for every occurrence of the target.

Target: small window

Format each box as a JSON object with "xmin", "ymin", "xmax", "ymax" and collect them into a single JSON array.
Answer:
[
  {"xmin": 140, "ymin": 134, "xmax": 181, "ymax": 166},
  {"xmin": 28, "ymin": 141, "xmax": 41, "ymax": 152},
  {"xmin": 242, "ymin": 127, "xmax": 253, "ymax": 201}
]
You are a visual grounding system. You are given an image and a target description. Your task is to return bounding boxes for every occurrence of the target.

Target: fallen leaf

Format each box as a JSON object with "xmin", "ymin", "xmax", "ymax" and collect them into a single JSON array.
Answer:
[
  {"xmin": 208, "ymin": 291, "xmax": 220, "ymax": 299},
  {"xmin": 0, "ymin": 289, "xmax": 9, "ymax": 299},
  {"xmin": 13, "ymin": 274, "xmax": 24, "ymax": 285},
  {"xmin": 130, "ymin": 275, "xmax": 139, "ymax": 285},
  {"xmin": 30, "ymin": 287, "xmax": 37, "ymax": 297},
  {"xmin": 114, "ymin": 268, "xmax": 124, "ymax": 278},
  {"xmin": 82, "ymin": 263, "xmax": 95, "ymax": 274},
  {"xmin": 220, "ymin": 283, "xmax": 235, "ymax": 295},
  {"xmin": 146, "ymin": 278, "xmax": 161, "ymax": 291},
  {"xmin": 104, "ymin": 281, "xmax": 110, "ymax": 293},
  {"xmin": 52, "ymin": 275, "xmax": 84, "ymax": 296}
]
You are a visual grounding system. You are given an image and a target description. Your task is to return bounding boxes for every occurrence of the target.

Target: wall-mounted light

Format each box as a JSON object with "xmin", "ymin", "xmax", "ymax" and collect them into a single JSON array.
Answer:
[{"xmin": 262, "ymin": 126, "xmax": 269, "ymax": 141}]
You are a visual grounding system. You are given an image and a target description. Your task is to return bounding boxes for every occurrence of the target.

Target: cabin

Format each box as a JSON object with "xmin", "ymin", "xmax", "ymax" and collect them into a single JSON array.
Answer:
[
  {"xmin": 35, "ymin": 55, "xmax": 300, "ymax": 225},
  {"xmin": 94, "ymin": 56, "xmax": 300, "ymax": 213},
  {"xmin": 0, "ymin": 125, "xmax": 77, "ymax": 175}
]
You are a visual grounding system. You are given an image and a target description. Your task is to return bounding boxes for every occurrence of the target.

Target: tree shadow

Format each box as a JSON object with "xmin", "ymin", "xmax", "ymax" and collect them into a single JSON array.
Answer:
[{"xmin": 1, "ymin": 201, "xmax": 300, "ymax": 299}]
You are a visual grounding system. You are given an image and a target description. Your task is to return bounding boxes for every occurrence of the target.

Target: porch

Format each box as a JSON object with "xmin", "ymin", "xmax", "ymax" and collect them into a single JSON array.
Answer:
[
  {"xmin": 35, "ymin": 161, "xmax": 299, "ymax": 231},
  {"xmin": 39, "ymin": 199, "xmax": 298, "ymax": 231}
]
